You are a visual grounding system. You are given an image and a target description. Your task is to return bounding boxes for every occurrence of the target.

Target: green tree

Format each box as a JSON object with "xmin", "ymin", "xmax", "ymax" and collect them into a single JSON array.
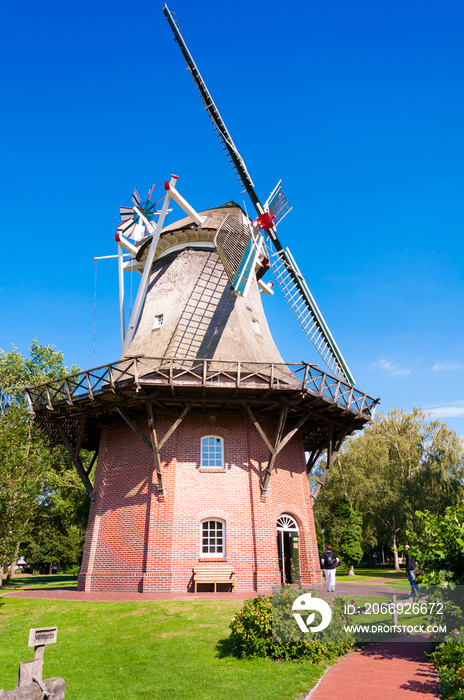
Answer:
[
  {"xmin": 409, "ymin": 503, "xmax": 464, "ymax": 586},
  {"xmin": 0, "ymin": 341, "xmax": 88, "ymax": 585},
  {"xmin": 332, "ymin": 501, "xmax": 363, "ymax": 575},
  {"xmin": 314, "ymin": 408, "xmax": 464, "ymax": 571}
]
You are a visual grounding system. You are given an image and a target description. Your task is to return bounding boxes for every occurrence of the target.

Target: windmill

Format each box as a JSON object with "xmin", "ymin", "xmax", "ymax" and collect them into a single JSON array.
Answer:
[
  {"xmin": 163, "ymin": 5, "xmax": 354, "ymax": 386},
  {"xmin": 26, "ymin": 6, "xmax": 378, "ymax": 594}
]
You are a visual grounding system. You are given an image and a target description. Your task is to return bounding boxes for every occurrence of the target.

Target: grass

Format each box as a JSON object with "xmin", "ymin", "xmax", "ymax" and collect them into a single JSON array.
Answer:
[
  {"xmin": 0, "ymin": 597, "xmax": 324, "ymax": 699},
  {"xmin": 336, "ymin": 567, "xmax": 409, "ymax": 583},
  {"xmin": 3, "ymin": 575, "xmax": 78, "ymax": 591}
]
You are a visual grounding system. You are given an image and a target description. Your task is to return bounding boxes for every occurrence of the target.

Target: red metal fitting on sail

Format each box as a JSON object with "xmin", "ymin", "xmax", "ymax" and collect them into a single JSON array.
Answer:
[{"xmin": 255, "ymin": 212, "xmax": 276, "ymax": 231}]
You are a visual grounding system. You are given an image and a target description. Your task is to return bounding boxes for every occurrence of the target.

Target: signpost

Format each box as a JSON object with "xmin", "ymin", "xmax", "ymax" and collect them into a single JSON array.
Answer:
[{"xmin": 17, "ymin": 627, "xmax": 58, "ymax": 692}]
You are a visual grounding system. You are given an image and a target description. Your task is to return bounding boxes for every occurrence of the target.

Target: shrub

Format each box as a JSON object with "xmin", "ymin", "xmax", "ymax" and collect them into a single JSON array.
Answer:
[
  {"xmin": 228, "ymin": 586, "xmax": 355, "ymax": 662},
  {"xmin": 427, "ymin": 633, "xmax": 464, "ymax": 699}
]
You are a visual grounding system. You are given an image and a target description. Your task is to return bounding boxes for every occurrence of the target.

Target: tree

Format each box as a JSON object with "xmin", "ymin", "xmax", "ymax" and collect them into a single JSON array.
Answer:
[
  {"xmin": 0, "ymin": 341, "xmax": 88, "ymax": 585},
  {"xmin": 333, "ymin": 501, "xmax": 363, "ymax": 575},
  {"xmin": 313, "ymin": 408, "xmax": 464, "ymax": 571},
  {"xmin": 409, "ymin": 503, "xmax": 464, "ymax": 585},
  {"xmin": 0, "ymin": 406, "xmax": 49, "ymax": 584}
]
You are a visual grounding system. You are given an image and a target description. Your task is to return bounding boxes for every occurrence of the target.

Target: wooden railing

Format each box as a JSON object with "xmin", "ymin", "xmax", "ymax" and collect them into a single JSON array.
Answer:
[{"xmin": 25, "ymin": 357, "xmax": 379, "ymax": 418}]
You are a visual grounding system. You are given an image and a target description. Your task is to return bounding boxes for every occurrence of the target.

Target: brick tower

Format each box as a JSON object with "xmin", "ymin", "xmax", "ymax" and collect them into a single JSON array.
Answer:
[{"xmin": 27, "ymin": 193, "xmax": 378, "ymax": 593}]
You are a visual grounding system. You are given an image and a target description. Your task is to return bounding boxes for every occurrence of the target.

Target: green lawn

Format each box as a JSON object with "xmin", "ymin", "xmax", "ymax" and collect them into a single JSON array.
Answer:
[
  {"xmin": 3, "ymin": 575, "xmax": 78, "ymax": 591},
  {"xmin": 0, "ymin": 597, "xmax": 324, "ymax": 700},
  {"xmin": 336, "ymin": 567, "xmax": 409, "ymax": 583}
]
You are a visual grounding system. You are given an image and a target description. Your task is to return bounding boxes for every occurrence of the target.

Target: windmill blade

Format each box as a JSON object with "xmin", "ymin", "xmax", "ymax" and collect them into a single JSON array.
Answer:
[
  {"xmin": 117, "ymin": 219, "xmax": 137, "ymax": 238},
  {"xmin": 265, "ymin": 181, "xmax": 293, "ymax": 227},
  {"xmin": 214, "ymin": 214, "xmax": 260, "ymax": 298},
  {"xmin": 119, "ymin": 206, "xmax": 134, "ymax": 221},
  {"xmin": 266, "ymin": 242, "xmax": 354, "ymax": 384},
  {"xmin": 131, "ymin": 189, "xmax": 141, "ymax": 207},
  {"xmin": 163, "ymin": 5, "xmax": 260, "ymax": 215},
  {"xmin": 164, "ymin": 4, "xmax": 355, "ymax": 385}
]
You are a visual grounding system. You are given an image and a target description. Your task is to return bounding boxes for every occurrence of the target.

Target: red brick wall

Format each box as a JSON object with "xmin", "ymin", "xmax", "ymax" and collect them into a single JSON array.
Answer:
[{"xmin": 78, "ymin": 411, "xmax": 323, "ymax": 592}]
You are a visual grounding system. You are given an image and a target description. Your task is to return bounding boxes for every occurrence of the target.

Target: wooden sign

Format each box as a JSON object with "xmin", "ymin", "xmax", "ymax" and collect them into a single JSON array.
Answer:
[{"xmin": 28, "ymin": 627, "xmax": 58, "ymax": 647}]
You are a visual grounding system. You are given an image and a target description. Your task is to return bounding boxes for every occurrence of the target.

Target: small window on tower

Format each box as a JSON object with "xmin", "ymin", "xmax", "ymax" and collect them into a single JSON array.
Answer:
[
  {"xmin": 252, "ymin": 319, "xmax": 261, "ymax": 335},
  {"xmin": 153, "ymin": 314, "xmax": 164, "ymax": 330}
]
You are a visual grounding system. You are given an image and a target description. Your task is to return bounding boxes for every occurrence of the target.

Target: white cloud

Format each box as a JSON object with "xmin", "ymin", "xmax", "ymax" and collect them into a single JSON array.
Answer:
[
  {"xmin": 371, "ymin": 359, "xmax": 411, "ymax": 376},
  {"xmin": 433, "ymin": 362, "xmax": 464, "ymax": 372},
  {"xmin": 424, "ymin": 401, "xmax": 464, "ymax": 419}
]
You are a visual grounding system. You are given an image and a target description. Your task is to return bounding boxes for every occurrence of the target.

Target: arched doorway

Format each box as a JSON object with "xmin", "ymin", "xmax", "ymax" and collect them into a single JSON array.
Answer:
[{"xmin": 277, "ymin": 514, "xmax": 300, "ymax": 584}]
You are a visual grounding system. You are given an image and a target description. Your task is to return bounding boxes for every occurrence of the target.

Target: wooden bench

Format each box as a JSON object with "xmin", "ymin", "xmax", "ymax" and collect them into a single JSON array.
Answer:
[{"xmin": 193, "ymin": 566, "xmax": 236, "ymax": 593}]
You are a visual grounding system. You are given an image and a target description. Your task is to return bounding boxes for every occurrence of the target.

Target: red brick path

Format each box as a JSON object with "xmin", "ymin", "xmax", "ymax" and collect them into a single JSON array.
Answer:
[{"xmin": 307, "ymin": 637, "xmax": 440, "ymax": 700}]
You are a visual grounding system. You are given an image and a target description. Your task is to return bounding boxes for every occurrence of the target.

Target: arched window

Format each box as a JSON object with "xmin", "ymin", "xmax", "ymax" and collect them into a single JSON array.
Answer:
[
  {"xmin": 201, "ymin": 436, "xmax": 224, "ymax": 469},
  {"xmin": 201, "ymin": 519, "xmax": 225, "ymax": 557},
  {"xmin": 277, "ymin": 514, "xmax": 299, "ymax": 532}
]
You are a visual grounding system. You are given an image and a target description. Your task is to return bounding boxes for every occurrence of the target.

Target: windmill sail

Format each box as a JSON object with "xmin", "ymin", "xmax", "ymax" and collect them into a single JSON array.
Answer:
[
  {"xmin": 265, "ymin": 181, "xmax": 293, "ymax": 227},
  {"xmin": 266, "ymin": 243, "xmax": 354, "ymax": 383},
  {"xmin": 163, "ymin": 4, "xmax": 355, "ymax": 385},
  {"xmin": 214, "ymin": 215, "xmax": 260, "ymax": 298}
]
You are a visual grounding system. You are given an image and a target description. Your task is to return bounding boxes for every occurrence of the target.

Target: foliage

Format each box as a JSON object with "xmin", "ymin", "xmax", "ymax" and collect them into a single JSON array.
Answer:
[
  {"xmin": 0, "ymin": 598, "xmax": 324, "ymax": 700},
  {"xmin": 228, "ymin": 587, "xmax": 355, "ymax": 662},
  {"xmin": 314, "ymin": 408, "xmax": 464, "ymax": 570},
  {"xmin": 332, "ymin": 501, "xmax": 363, "ymax": 571},
  {"xmin": 0, "ymin": 340, "xmax": 89, "ymax": 581},
  {"xmin": 427, "ymin": 635, "xmax": 464, "ymax": 700},
  {"xmin": 409, "ymin": 503, "xmax": 464, "ymax": 586},
  {"xmin": 0, "ymin": 406, "xmax": 49, "ymax": 569}
]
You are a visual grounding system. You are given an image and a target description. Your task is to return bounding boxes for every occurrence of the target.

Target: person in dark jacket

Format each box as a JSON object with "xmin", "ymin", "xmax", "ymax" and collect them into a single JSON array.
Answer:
[
  {"xmin": 405, "ymin": 545, "xmax": 421, "ymax": 596},
  {"xmin": 321, "ymin": 544, "xmax": 339, "ymax": 592}
]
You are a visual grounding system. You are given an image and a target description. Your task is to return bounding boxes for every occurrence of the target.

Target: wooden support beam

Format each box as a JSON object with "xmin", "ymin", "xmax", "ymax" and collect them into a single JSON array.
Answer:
[
  {"xmin": 261, "ymin": 406, "xmax": 289, "ymax": 497},
  {"xmin": 116, "ymin": 403, "xmax": 194, "ymax": 499},
  {"xmin": 272, "ymin": 412, "xmax": 311, "ymax": 457},
  {"xmin": 247, "ymin": 404, "xmax": 311, "ymax": 497},
  {"xmin": 306, "ymin": 447, "xmax": 324, "ymax": 474},
  {"xmin": 52, "ymin": 419, "xmax": 94, "ymax": 498},
  {"xmin": 25, "ymin": 390, "xmax": 35, "ymax": 416},
  {"xmin": 64, "ymin": 379, "xmax": 73, "ymax": 406},
  {"xmin": 74, "ymin": 415, "xmax": 87, "ymax": 458},
  {"xmin": 85, "ymin": 372, "xmax": 94, "ymax": 400},
  {"xmin": 158, "ymin": 402, "xmax": 193, "ymax": 450},
  {"xmin": 243, "ymin": 403, "xmax": 274, "ymax": 453},
  {"xmin": 311, "ymin": 429, "xmax": 348, "ymax": 501},
  {"xmin": 146, "ymin": 400, "xmax": 165, "ymax": 497},
  {"xmin": 86, "ymin": 449, "xmax": 98, "ymax": 477},
  {"xmin": 116, "ymin": 407, "xmax": 153, "ymax": 452}
]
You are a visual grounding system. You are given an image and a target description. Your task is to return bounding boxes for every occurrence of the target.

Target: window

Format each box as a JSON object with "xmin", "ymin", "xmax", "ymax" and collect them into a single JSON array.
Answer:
[
  {"xmin": 251, "ymin": 319, "xmax": 261, "ymax": 335},
  {"xmin": 201, "ymin": 520, "xmax": 225, "ymax": 556},
  {"xmin": 201, "ymin": 436, "xmax": 224, "ymax": 469},
  {"xmin": 152, "ymin": 314, "xmax": 164, "ymax": 329}
]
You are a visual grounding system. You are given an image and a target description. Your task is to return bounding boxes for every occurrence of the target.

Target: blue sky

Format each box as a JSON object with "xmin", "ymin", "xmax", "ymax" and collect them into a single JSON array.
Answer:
[{"xmin": 1, "ymin": 0, "xmax": 463, "ymax": 437}]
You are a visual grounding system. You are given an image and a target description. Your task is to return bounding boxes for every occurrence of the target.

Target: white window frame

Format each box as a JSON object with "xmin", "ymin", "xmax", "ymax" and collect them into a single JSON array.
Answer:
[
  {"xmin": 200, "ymin": 435, "xmax": 224, "ymax": 469},
  {"xmin": 200, "ymin": 519, "xmax": 226, "ymax": 558},
  {"xmin": 152, "ymin": 313, "xmax": 164, "ymax": 330}
]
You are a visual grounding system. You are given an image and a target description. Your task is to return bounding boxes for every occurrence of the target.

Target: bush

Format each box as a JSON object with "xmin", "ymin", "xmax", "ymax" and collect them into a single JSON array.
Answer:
[
  {"xmin": 228, "ymin": 586, "xmax": 355, "ymax": 662},
  {"xmin": 427, "ymin": 633, "xmax": 464, "ymax": 699}
]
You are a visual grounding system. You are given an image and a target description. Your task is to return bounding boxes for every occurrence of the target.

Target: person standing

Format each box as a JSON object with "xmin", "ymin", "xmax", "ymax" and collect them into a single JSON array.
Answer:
[
  {"xmin": 321, "ymin": 544, "xmax": 339, "ymax": 592},
  {"xmin": 405, "ymin": 545, "xmax": 421, "ymax": 596}
]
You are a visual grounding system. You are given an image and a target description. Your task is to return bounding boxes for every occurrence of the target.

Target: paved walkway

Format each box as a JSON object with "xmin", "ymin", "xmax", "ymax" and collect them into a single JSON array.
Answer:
[
  {"xmin": 307, "ymin": 637, "xmax": 440, "ymax": 700},
  {"xmin": 1, "ymin": 577, "xmax": 409, "ymax": 602}
]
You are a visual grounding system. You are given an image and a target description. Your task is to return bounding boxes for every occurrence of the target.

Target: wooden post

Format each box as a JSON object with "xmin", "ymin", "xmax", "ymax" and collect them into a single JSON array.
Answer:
[{"xmin": 52, "ymin": 420, "xmax": 93, "ymax": 498}]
